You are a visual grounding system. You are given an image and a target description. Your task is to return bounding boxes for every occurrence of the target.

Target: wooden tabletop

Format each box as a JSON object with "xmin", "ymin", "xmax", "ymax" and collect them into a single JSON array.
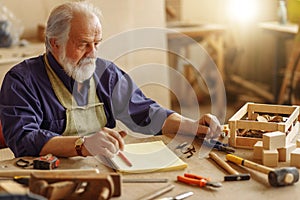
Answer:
[
  {"xmin": 167, "ymin": 23, "xmax": 226, "ymax": 40},
  {"xmin": 258, "ymin": 21, "xmax": 299, "ymax": 35},
  {"xmin": 0, "ymin": 133, "xmax": 299, "ymax": 200},
  {"xmin": 113, "ymin": 133, "xmax": 300, "ymax": 200}
]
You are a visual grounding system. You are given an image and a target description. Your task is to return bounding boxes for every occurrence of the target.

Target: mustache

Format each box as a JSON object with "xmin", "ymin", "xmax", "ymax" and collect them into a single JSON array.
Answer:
[{"xmin": 78, "ymin": 57, "xmax": 96, "ymax": 67}]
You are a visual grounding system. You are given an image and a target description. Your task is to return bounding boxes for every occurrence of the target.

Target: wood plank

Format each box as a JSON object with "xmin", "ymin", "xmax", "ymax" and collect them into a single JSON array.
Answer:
[
  {"xmin": 0, "ymin": 148, "xmax": 14, "ymax": 161},
  {"xmin": 286, "ymin": 122, "xmax": 299, "ymax": 144},
  {"xmin": 235, "ymin": 120, "xmax": 278, "ymax": 131},
  {"xmin": 248, "ymin": 103, "xmax": 297, "ymax": 114},
  {"xmin": 0, "ymin": 180, "xmax": 27, "ymax": 194},
  {"xmin": 228, "ymin": 102, "xmax": 251, "ymax": 121},
  {"xmin": 235, "ymin": 137, "xmax": 262, "ymax": 149}
]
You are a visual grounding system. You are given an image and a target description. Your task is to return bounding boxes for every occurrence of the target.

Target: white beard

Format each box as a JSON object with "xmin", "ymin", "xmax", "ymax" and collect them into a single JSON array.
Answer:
[{"xmin": 58, "ymin": 50, "xmax": 96, "ymax": 83}]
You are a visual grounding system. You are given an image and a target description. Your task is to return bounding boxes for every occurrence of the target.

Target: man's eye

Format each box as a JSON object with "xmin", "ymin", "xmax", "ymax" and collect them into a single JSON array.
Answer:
[
  {"xmin": 95, "ymin": 42, "xmax": 100, "ymax": 49},
  {"xmin": 78, "ymin": 44, "xmax": 87, "ymax": 49}
]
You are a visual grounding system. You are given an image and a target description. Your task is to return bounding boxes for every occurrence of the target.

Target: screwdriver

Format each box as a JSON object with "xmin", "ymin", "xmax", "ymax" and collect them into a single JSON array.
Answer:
[{"xmin": 0, "ymin": 175, "xmax": 30, "ymax": 186}]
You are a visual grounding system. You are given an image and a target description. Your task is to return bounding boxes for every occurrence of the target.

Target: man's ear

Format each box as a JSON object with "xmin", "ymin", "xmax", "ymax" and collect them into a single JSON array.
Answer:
[
  {"xmin": 49, "ymin": 38, "xmax": 61, "ymax": 56},
  {"xmin": 50, "ymin": 38, "xmax": 59, "ymax": 50}
]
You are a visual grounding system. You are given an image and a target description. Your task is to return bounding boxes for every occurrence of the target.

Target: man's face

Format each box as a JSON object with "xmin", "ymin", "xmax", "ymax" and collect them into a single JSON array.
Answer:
[{"xmin": 58, "ymin": 13, "xmax": 102, "ymax": 82}]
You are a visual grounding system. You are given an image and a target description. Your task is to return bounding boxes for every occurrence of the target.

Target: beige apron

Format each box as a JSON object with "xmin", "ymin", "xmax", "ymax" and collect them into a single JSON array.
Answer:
[{"xmin": 44, "ymin": 54, "xmax": 107, "ymax": 136}]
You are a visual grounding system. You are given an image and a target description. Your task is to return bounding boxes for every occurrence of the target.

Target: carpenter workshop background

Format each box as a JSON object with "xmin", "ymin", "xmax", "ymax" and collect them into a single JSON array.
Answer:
[{"xmin": 1, "ymin": 0, "xmax": 299, "ymax": 120}]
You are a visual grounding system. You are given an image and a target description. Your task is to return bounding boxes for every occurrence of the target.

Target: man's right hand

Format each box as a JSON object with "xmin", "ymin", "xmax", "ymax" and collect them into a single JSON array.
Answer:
[{"xmin": 83, "ymin": 127, "xmax": 127, "ymax": 158}]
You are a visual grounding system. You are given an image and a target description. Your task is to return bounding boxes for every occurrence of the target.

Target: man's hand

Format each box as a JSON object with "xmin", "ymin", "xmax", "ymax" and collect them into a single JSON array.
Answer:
[
  {"xmin": 84, "ymin": 127, "xmax": 127, "ymax": 158},
  {"xmin": 162, "ymin": 113, "xmax": 222, "ymax": 138},
  {"xmin": 197, "ymin": 113, "xmax": 221, "ymax": 139}
]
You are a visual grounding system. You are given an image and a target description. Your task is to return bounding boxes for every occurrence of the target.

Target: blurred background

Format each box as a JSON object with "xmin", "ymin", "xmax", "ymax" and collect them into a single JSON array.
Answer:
[{"xmin": 0, "ymin": 0, "xmax": 299, "ymax": 122}]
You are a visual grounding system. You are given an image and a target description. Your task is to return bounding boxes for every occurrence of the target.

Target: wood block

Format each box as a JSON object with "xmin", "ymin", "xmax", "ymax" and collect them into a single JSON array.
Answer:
[
  {"xmin": 0, "ymin": 180, "xmax": 27, "ymax": 194},
  {"xmin": 253, "ymin": 141, "xmax": 263, "ymax": 160},
  {"xmin": 297, "ymin": 139, "xmax": 300, "ymax": 148},
  {"xmin": 262, "ymin": 149, "xmax": 278, "ymax": 167},
  {"xmin": 290, "ymin": 148, "xmax": 300, "ymax": 168},
  {"xmin": 278, "ymin": 143, "xmax": 296, "ymax": 162},
  {"xmin": 263, "ymin": 131, "xmax": 286, "ymax": 150},
  {"xmin": 29, "ymin": 172, "xmax": 121, "ymax": 199},
  {"xmin": 0, "ymin": 148, "xmax": 15, "ymax": 161},
  {"xmin": 235, "ymin": 137, "xmax": 261, "ymax": 150}
]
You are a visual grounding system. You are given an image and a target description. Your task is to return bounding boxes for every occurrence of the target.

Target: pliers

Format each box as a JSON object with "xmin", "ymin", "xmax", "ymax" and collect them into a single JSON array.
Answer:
[
  {"xmin": 202, "ymin": 139, "xmax": 235, "ymax": 154},
  {"xmin": 177, "ymin": 173, "xmax": 222, "ymax": 188}
]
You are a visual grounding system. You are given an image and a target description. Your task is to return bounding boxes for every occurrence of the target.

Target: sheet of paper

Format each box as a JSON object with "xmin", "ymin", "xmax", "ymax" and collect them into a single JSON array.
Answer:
[{"xmin": 110, "ymin": 140, "xmax": 187, "ymax": 173}]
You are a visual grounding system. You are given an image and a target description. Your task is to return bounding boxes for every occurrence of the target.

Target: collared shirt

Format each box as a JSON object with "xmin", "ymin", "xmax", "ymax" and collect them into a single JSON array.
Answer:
[{"xmin": 0, "ymin": 53, "xmax": 173, "ymax": 157}]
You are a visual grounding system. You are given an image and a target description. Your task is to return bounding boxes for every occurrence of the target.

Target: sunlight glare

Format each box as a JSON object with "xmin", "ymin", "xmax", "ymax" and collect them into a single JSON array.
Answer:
[{"xmin": 227, "ymin": 0, "xmax": 258, "ymax": 22}]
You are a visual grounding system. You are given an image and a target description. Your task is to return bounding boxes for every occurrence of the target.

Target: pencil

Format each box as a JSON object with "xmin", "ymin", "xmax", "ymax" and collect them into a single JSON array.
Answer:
[{"xmin": 118, "ymin": 151, "xmax": 132, "ymax": 167}]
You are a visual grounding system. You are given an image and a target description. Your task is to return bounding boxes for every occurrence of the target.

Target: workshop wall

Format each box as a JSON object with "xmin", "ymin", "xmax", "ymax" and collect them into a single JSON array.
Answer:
[
  {"xmin": 172, "ymin": 0, "xmax": 282, "ymax": 102},
  {"xmin": 0, "ymin": 0, "xmax": 171, "ymax": 109},
  {"xmin": 89, "ymin": 0, "xmax": 170, "ymax": 108},
  {"xmin": 0, "ymin": 0, "xmax": 71, "ymax": 39},
  {"xmin": 0, "ymin": 0, "xmax": 291, "ymax": 107}
]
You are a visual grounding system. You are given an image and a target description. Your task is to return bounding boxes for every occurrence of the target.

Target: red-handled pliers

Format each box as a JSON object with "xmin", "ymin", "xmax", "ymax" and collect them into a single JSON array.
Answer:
[{"xmin": 177, "ymin": 173, "xmax": 222, "ymax": 188}]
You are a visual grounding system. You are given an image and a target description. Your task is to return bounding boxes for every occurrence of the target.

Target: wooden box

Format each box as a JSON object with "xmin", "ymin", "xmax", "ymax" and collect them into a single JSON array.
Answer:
[{"xmin": 228, "ymin": 102, "xmax": 300, "ymax": 149}]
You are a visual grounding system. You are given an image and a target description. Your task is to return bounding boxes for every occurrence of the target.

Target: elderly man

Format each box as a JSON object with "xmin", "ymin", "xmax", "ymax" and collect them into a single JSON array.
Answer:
[{"xmin": 0, "ymin": 2, "xmax": 221, "ymax": 158}]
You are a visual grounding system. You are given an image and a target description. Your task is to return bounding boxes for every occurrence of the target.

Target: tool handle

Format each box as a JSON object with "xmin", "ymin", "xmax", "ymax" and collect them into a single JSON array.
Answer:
[
  {"xmin": 226, "ymin": 154, "xmax": 273, "ymax": 175},
  {"xmin": 177, "ymin": 176, "xmax": 207, "ymax": 187},
  {"xmin": 209, "ymin": 152, "xmax": 238, "ymax": 175}
]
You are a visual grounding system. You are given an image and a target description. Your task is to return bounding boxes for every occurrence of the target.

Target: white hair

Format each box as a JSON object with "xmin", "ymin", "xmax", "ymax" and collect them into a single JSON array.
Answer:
[{"xmin": 45, "ymin": 1, "xmax": 102, "ymax": 53}]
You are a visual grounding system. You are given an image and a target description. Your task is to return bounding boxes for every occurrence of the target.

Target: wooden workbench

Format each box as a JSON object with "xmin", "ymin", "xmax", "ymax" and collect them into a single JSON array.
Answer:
[
  {"xmin": 0, "ymin": 41, "xmax": 44, "ymax": 87},
  {"xmin": 0, "ymin": 131, "xmax": 299, "ymax": 200}
]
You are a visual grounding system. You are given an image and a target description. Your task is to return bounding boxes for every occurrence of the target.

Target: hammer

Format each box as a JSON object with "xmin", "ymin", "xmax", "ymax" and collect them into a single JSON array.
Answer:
[
  {"xmin": 209, "ymin": 152, "xmax": 250, "ymax": 181},
  {"xmin": 226, "ymin": 154, "xmax": 299, "ymax": 187}
]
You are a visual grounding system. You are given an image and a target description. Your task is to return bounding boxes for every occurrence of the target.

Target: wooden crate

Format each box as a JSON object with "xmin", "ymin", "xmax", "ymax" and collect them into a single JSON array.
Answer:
[{"xmin": 228, "ymin": 102, "xmax": 300, "ymax": 149}]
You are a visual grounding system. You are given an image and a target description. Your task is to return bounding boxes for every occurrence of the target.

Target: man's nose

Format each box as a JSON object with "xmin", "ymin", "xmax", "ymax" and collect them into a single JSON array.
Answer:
[{"xmin": 86, "ymin": 44, "xmax": 97, "ymax": 58}]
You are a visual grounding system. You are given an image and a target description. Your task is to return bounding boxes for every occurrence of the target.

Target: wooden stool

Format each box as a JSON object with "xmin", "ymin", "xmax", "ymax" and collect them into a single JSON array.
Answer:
[{"xmin": 278, "ymin": 29, "xmax": 300, "ymax": 105}]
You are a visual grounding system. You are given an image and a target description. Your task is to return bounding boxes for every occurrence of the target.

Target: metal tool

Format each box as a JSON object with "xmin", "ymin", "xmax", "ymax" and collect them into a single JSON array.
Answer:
[
  {"xmin": 202, "ymin": 139, "xmax": 235, "ymax": 154},
  {"xmin": 155, "ymin": 191, "xmax": 194, "ymax": 200},
  {"xmin": 226, "ymin": 154, "xmax": 299, "ymax": 187},
  {"xmin": 0, "ymin": 175, "xmax": 30, "ymax": 186},
  {"xmin": 209, "ymin": 152, "xmax": 250, "ymax": 181},
  {"xmin": 177, "ymin": 173, "xmax": 222, "ymax": 188},
  {"xmin": 138, "ymin": 184, "xmax": 175, "ymax": 200}
]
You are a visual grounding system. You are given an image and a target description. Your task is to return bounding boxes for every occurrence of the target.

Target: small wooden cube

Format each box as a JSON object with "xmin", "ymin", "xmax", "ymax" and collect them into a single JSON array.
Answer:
[
  {"xmin": 277, "ymin": 143, "xmax": 296, "ymax": 162},
  {"xmin": 262, "ymin": 149, "xmax": 278, "ymax": 167},
  {"xmin": 253, "ymin": 141, "xmax": 263, "ymax": 160},
  {"xmin": 263, "ymin": 131, "xmax": 286, "ymax": 150},
  {"xmin": 290, "ymin": 148, "xmax": 300, "ymax": 168}
]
